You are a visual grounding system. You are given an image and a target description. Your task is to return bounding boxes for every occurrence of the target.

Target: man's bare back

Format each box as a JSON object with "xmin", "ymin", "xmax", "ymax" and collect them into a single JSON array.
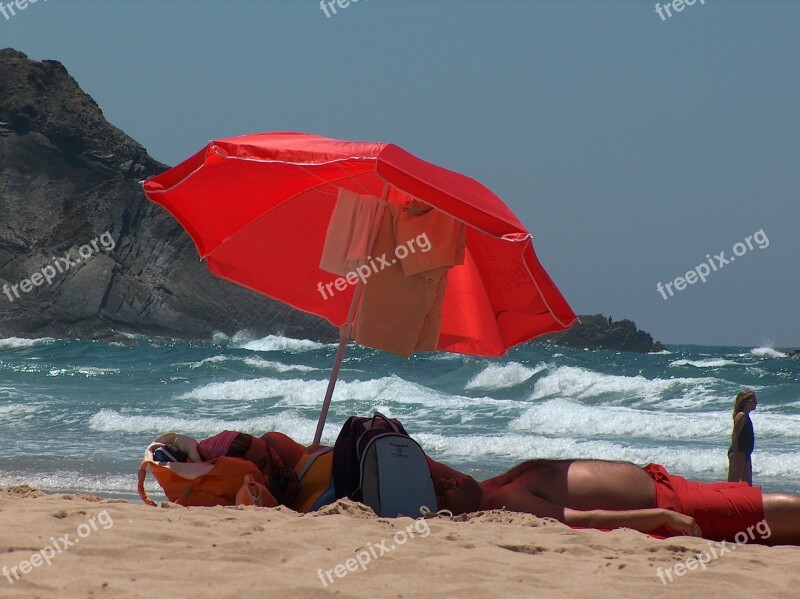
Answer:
[{"xmin": 481, "ymin": 459, "xmax": 656, "ymax": 511}]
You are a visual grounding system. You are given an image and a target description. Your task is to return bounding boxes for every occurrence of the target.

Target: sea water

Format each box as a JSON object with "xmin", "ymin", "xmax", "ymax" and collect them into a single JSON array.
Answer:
[{"xmin": 1, "ymin": 334, "xmax": 798, "ymax": 501}]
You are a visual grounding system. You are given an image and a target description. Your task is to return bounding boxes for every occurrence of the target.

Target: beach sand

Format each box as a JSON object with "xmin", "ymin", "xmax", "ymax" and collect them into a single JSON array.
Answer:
[{"xmin": 2, "ymin": 486, "xmax": 799, "ymax": 598}]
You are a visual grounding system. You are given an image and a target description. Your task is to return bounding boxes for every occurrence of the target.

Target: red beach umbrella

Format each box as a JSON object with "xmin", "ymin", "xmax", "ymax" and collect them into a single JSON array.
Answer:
[{"xmin": 143, "ymin": 132, "xmax": 576, "ymax": 442}]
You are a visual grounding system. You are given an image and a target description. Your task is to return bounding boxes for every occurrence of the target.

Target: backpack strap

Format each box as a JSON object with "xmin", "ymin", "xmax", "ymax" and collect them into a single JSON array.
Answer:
[
  {"xmin": 371, "ymin": 412, "xmax": 400, "ymax": 432},
  {"xmin": 372, "ymin": 412, "xmax": 409, "ymax": 436},
  {"xmin": 296, "ymin": 446, "xmax": 333, "ymax": 480}
]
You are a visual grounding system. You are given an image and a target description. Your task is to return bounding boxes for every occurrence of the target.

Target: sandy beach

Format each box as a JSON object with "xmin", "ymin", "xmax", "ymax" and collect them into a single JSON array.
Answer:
[{"xmin": 3, "ymin": 486, "xmax": 799, "ymax": 599}]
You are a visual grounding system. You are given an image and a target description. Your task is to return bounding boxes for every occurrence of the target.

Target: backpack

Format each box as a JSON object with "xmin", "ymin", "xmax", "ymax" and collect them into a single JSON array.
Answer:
[
  {"xmin": 332, "ymin": 413, "xmax": 437, "ymax": 517},
  {"xmin": 137, "ymin": 433, "xmax": 277, "ymax": 507}
]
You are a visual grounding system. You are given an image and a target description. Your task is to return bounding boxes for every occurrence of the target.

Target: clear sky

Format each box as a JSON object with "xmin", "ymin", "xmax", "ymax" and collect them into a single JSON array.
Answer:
[{"xmin": 2, "ymin": 0, "xmax": 798, "ymax": 347}]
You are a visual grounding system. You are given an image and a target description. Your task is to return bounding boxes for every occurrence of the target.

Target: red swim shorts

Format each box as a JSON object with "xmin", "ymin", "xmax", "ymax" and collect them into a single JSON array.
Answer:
[{"xmin": 643, "ymin": 463, "xmax": 766, "ymax": 543}]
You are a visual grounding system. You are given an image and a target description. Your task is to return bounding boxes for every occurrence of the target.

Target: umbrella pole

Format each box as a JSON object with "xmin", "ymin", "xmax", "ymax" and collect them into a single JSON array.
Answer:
[
  {"xmin": 312, "ymin": 319, "xmax": 354, "ymax": 445},
  {"xmin": 312, "ymin": 187, "xmax": 389, "ymax": 445}
]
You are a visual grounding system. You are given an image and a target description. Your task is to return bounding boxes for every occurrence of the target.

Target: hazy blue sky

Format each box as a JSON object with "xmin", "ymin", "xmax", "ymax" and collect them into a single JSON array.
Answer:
[{"xmin": 3, "ymin": 0, "xmax": 798, "ymax": 347}]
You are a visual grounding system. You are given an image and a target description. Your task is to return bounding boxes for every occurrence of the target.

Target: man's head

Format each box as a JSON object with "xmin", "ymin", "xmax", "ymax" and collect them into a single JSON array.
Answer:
[
  {"xmin": 228, "ymin": 434, "xmax": 275, "ymax": 475},
  {"xmin": 198, "ymin": 431, "xmax": 297, "ymax": 503},
  {"xmin": 435, "ymin": 475, "xmax": 483, "ymax": 515}
]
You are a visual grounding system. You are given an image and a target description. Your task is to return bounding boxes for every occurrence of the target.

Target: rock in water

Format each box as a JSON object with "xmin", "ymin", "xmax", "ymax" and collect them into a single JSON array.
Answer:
[{"xmin": 534, "ymin": 314, "xmax": 666, "ymax": 353}]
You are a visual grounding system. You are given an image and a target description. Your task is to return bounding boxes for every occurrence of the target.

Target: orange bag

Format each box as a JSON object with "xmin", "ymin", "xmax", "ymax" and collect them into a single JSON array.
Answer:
[{"xmin": 137, "ymin": 433, "xmax": 277, "ymax": 507}]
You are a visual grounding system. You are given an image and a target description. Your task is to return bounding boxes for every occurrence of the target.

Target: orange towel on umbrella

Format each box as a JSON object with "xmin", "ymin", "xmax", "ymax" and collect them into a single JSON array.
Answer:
[
  {"xmin": 353, "ymin": 201, "xmax": 466, "ymax": 356},
  {"xmin": 319, "ymin": 188, "xmax": 382, "ymax": 276}
]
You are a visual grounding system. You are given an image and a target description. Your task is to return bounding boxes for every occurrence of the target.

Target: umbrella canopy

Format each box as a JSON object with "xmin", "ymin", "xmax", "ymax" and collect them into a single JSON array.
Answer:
[{"xmin": 143, "ymin": 132, "xmax": 576, "ymax": 358}]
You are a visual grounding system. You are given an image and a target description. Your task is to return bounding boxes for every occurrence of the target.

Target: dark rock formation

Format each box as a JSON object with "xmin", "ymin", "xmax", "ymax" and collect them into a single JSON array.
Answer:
[
  {"xmin": 0, "ymin": 48, "xmax": 336, "ymax": 341},
  {"xmin": 534, "ymin": 314, "xmax": 666, "ymax": 353},
  {"xmin": 0, "ymin": 49, "xmax": 664, "ymax": 353},
  {"xmin": 787, "ymin": 349, "xmax": 800, "ymax": 358}
]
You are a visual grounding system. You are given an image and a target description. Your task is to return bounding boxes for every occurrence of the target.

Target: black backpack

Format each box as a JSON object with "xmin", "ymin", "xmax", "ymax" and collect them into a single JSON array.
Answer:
[{"xmin": 332, "ymin": 413, "xmax": 438, "ymax": 517}]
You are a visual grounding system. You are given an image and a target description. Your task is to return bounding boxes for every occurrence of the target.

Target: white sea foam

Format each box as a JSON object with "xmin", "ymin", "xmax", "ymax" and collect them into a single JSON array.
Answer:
[
  {"xmin": 185, "ymin": 355, "xmax": 230, "ymax": 368},
  {"xmin": 669, "ymin": 358, "xmax": 739, "ymax": 368},
  {"xmin": 235, "ymin": 334, "xmax": 330, "ymax": 353},
  {"xmin": 211, "ymin": 331, "xmax": 230, "ymax": 343},
  {"xmin": 88, "ymin": 409, "xmax": 327, "ymax": 444},
  {"xmin": 527, "ymin": 365, "xmax": 718, "ymax": 405},
  {"xmin": 0, "ymin": 470, "xmax": 148, "ymax": 496},
  {"xmin": 509, "ymin": 399, "xmax": 726, "ymax": 441},
  {"xmin": 176, "ymin": 375, "xmax": 516, "ymax": 414},
  {"xmin": 508, "ymin": 398, "xmax": 800, "ymax": 442},
  {"xmin": 242, "ymin": 357, "xmax": 317, "ymax": 372},
  {"xmin": 465, "ymin": 362, "xmax": 546, "ymax": 391},
  {"xmin": 47, "ymin": 366, "xmax": 120, "ymax": 377},
  {"xmin": 181, "ymin": 355, "xmax": 317, "ymax": 373},
  {"xmin": 0, "ymin": 337, "xmax": 55, "ymax": 349},
  {"xmin": 750, "ymin": 347, "xmax": 787, "ymax": 359},
  {"xmin": 0, "ymin": 403, "xmax": 39, "ymax": 420}
]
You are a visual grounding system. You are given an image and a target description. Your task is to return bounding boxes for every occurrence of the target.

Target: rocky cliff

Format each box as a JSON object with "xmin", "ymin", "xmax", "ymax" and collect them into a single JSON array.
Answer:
[
  {"xmin": 0, "ymin": 49, "xmax": 665, "ymax": 352},
  {"xmin": 0, "ymin": 48, "xmax": 335, "ymax": 341}
]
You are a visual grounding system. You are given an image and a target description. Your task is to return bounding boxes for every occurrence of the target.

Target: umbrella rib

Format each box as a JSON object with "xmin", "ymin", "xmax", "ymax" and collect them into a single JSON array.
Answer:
[{"xmin": 519, "ymin": 238, "xmax": 576, "ymax": 330}]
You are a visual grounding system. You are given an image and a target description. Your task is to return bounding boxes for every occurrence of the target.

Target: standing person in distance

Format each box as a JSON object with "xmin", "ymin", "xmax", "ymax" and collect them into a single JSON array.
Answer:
[{"xmin": 728, "ymin": 390, "xmax": 757, "ymax": 485}]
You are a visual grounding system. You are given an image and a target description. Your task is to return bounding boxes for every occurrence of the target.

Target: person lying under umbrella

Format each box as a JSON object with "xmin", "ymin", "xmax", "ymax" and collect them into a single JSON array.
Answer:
[{"xmin": 435, "ymin": 458, "xmax": 800, "ymax": 545}]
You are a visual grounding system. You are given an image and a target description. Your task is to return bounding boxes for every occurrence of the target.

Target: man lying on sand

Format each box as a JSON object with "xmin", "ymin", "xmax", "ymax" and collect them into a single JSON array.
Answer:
[
  {"xmin": 435, "ymin": 459, "xmax": 800, "ymax": 545},
  {"xmin": 194, "ymin": 431, "xmax": 800, "ymax": 545}
]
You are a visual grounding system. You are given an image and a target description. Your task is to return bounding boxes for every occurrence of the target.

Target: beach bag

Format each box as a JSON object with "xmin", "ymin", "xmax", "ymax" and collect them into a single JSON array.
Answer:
[
  {"xmin": 332, "ymin": 413, "xmax": 437, "ymax": 517},
  {"xmin": 137, "ymin": 432, "xmax": 277, "ymax": 507}
]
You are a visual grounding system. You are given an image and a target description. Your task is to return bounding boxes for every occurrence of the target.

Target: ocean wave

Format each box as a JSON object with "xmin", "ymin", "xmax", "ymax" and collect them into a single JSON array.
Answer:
[
  {"xmin": 527, "ymin": 365, "xmax": 719, "ymax": 405},
  {"xmin": 176, "ymin": 375, "xmax": 515, "ymax": 413},
  {"xmin": 242, "ymin": 357, "xmax": 317, "ymax": 373},
  {"xmin": 465, "ymin": 362, "xmax": 546, "ymax": 391},
  {"xmin": 508, "ymin": 398, "xmax": 800, "ymax": 441},
  {"xmin": 669, "ymin": 358, "xmax": 740, "ymax": 368},
  {"xmin": 184, "ymin": 355, "xmax": 230, "ymax": 368},
  {"xmin": 0, "ymin": 403, "xmax": 39, "ymax": 420},
  {"xmin": 234, "ymin": 334, "xmax": 330, "ymax": 353},
  {"xmin": 88, "ymin": 409, "xmax": 325, "ymax": 444},
  {"xmin": 180, "ymin": 355, "xmax": 317, "ymax": 373},
  {"xmin": 46, "ymin": 366, "xmax": 120, "ymax": 377},
  {"xmin": 750, "ymin": 347, "xmax": 787, "ymax": 359},
  {"xmin": 0, "ymin": 337, "xmax": 55, "ymax": 349}
]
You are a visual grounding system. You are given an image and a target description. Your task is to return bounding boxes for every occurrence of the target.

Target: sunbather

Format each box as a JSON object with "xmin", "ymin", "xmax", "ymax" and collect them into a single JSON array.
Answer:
[
  {"xmin": 197, "ymin": 430, "xmax": 301, "ymax": 504},
  {"xmin": 435, "ymin": 458, "xmax": 800, "ymax": 545}
]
